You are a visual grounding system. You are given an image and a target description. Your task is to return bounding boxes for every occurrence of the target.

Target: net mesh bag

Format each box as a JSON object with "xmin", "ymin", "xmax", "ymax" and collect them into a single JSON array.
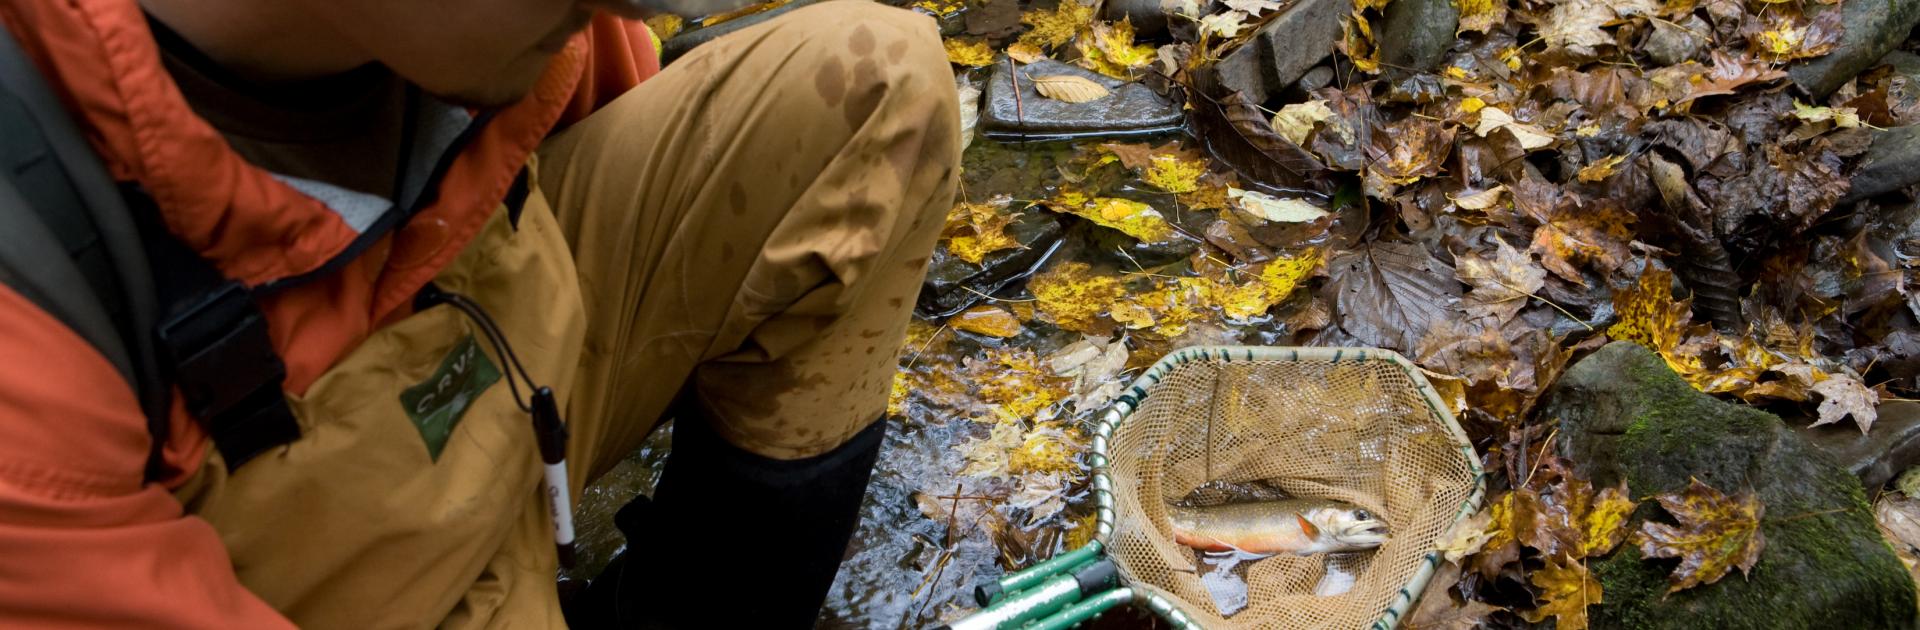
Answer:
[{"xmin": 1104, "ymin": 348, "xmax": 1479, "ymax": 629}]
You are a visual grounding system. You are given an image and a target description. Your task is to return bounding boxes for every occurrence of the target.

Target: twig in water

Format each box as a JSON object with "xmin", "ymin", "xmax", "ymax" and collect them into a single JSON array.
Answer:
[
  {"xmin": 905, "ymin": 322, "xmax": 949, "ymax": 370},
  {"xmin": 1009, "ymin": 57, "xmax": 1024, "ymax": 131},
  {"xmin": 959, "ymin": 285, "xmax": 1037, "ymax": 303}
]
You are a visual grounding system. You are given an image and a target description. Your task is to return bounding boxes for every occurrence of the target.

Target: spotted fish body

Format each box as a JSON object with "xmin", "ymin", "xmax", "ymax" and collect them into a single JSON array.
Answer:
[{"xmin": 1168, "ymin": 498, "xmax": 1389, "ymax": 557}]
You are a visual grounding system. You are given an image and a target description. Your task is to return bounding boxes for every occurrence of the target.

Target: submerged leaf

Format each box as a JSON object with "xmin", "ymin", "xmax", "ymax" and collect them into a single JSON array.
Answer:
[
  {"xmin": 942, "ymin": 198, "xmax": 1022, "ymax": 265},
  {"xmin": 951, "ymin": 305, "xmax": 1024, "ymax": 338},
  {"xmin": 1229, "ymin": 188, "xmax": 1330, "ymax": 223},
  {"xmin": 1029, "ymin": 262, "xmax": 1127, "ymax": 333}
]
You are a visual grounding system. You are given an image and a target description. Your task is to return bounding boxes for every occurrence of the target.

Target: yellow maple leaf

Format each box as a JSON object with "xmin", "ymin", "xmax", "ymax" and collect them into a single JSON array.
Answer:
[
  {"xmin": 1076, "ymin": 18, "xmax": 1156, "ymax": 79},
  {"xmin": 910, "ymin": 0, "xmax": 963, "ymax": 14},
  {"xmin": 974, "ymin": 348, "xmax": 1072, "ymax": 420},
  {"xmin": 951, "ymin": 305, "xmax": 1024, "ymax": 338},
  {"xmin": 1142, "ymin": 154, "xmax": 1207, "ymax": 193},
  {"xmin": 1524, "ymin": 554, "xmax": 1603, "ymax": 630},
  {"xmin": 945, "ymin": 37, "xmax": 996, "ymax": 67},
  {"xmin": 1117, "ymin": 278, "xmax": 1209, "ymax": 338},
  {"xmin": 1340, "ymin": 10, "xmax": 1381, "ymax": 73},
  {"xmin": 1576, "ymin": 154, "xmax": 1628, "ymax": 182},
  {"xmin": 1581, "ymin": 482, "xmax": 1637, "ymax": 557},
  {"xmin": 1009, "ymin": 422, "xmax": 1084, "ymax": 474},
  {"xmin": 1062, "ymin": 511, "xmax": 1099, "ymax": 549},
  {"xmin": 943, "ymin": 199, "xmax": 1024, "ymax": 264},
  {"xmin": 1456, "ymin": 0, "xmax": 1507, "ymax": 34},
  {"xmin": 1606, "ymin": 266, "xmax": 1681, "ymax": 348},
  {"xmin": 1607, "ymin": 265, "xmax": 1704, "ymax": 380},
  {"xmin": 1459, "ymin": 96, "xmax": 1487, "ymax": 114},
  {"xmin": 644, "ymin": 14, "xmax": 685, "ymax": 41},
  {"xmin": 1206, "ymin": 254, "xmax": 1320, "ymax": 319},
  {"xmin": 1046, "ymin": 196, "xmax": 1175, "ymax": 242},
  {"xmin": 1018, "ymin": 1, "xmax": 1095, "ymax": 49},
  {"xmin": 1632, "ymin": 478, "xmax": 1766, "ymax": 593},
  {"xmin": 1029, "ymin": 262, "xmax": 1127, "ymax": 333}
]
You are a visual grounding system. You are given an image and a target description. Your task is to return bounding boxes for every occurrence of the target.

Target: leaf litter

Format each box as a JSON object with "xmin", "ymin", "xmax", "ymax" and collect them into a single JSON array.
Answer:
[{"xmin": 826, "ymin": 0, "xmax": 1920, "ymax": 625}]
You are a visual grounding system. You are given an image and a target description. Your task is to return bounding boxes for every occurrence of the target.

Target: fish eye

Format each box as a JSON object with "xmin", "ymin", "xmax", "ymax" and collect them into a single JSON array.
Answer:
[{"xmin": 1353, "ymin": 509, "xmax": 1372, "ymax": 520}]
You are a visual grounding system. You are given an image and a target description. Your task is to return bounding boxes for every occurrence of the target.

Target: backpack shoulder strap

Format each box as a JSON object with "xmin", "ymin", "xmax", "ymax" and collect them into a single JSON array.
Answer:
[
  {"xmin": 0, "ymin": 25, "xmax": 300, "ymax": 475},
  {"xmin": 0, "ymin": 26, "xmax": 166, "ymax": 419}
]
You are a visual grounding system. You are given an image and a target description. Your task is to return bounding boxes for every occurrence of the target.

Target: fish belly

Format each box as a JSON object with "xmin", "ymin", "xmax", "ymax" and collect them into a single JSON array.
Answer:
[{"xmin": 1169, "ymin": 504, "xmax": 1312, "ymax": 554}]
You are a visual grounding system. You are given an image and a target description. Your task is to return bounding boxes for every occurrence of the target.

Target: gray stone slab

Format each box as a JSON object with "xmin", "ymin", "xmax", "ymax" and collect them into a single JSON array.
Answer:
[
  {"xmin": 1799, "ymin": 401, "xmax": 1920, "ymax": 492},
  {"xmin": 1789, "ymin": 0, "xmax": 1920, "ymax": 98},
  {"xmin": 1842, "ymin": 124, "xmax": 1920, "ymax": 204},
  {"xmin": 1377, "ymin": 0, "xmax": 1458, "ymax": 80},
  {"xmin": 981, "ymin": 59, "xmax": 1183, "ymax": 136},
  {"xmin": 1211, "ymin": 0, "xmax": 1350, "ymax": 102}
]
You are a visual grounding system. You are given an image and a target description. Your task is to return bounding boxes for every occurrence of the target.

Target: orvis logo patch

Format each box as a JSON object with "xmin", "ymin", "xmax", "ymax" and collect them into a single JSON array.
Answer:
[{"xmin": 399, "ymin": 335, "xmax": 501, "ymax": 461}]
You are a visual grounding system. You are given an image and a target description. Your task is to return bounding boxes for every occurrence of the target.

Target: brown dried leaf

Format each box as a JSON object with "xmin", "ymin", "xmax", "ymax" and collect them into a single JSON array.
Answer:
[
  {"xmin": 1811, "ymin": 372, "xmax": 1879, "ymax": 434},
  {"xmin": 1366, "ymin": 117, "xmax": 1456, "ymax": 195},
  {"xmin": 1456, "ymin": 239, "xmax": 1546, "ymax": 323},
  {"xmin": 1404, "ymin": 562, "xmax": 1502, "ymax": 630},
  {"xmin": 1523, "ymin": 553, "xmax": 1603, "ymax": 630},
  {"xmin": 1529, "ymin": 200, "xmax": 1634, "ymax": 286},
  {"xmin": 1632, "ymin": 478, "xmax": 1766, "ymax": 594},
  {"xmin": 1030, "ymin": 74, "xmax": 1110, "ymax": 103},
  {"xmin": 1678, "ymin": 51, "xmax": 1788, "ymax": 104},
  {"xmin": 1329, "ymin": 240, "xmax": 1462, "ymax": 353},
  {"xmin": 1190, "ymin": 90, "xmax": 1323, "ymax": 189}
]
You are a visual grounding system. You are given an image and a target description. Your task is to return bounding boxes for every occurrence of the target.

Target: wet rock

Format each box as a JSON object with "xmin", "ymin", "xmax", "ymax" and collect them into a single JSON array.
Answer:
[
  {"xmin": 1542, "ymin": 342, "xmax": 1917, "ymax": 630},
  {"xmin": 1376, "ymin": 0, "xmax": 1459, "ymax": 80},
  {"xmin": 660, "ymin": 0, "xmax": 820, "ymax": 64},
  {"xmin": 1643, "ymin": 14, "xmax": 1708, "ymax": 66},
  {"xmin": 1211, "ymin": 0, "xmax": 1350, "ymax": 103},
  {"xmin": 1841, "ymin": 125, "xmax": 1920, "ymax": 204},
  {"xmin": 981, "ymin": 59, "xmax": 1184, "ymax": 137},
  {"xmin": 918, "ymin": 211, "xmax": 1065, "ymax": 318},
  {"xmin": 1788, "ymin": 0, "xmax": 1920, "ymax": 99},
  {"xmin": 1883, "ymin": 51, "xmax": 1920, "ymax": 128},
  {"xmin": 1103, "ymin": 0, "xmax": 1173, "ymax": 37},
  {"xmin": 1295, "ymin": 65, "xmax": 1334, "ymax": 94},
  {"xmin": 1087, "ymin": 224, "xmax": 1200, "ymax": 268},
  {"xmin": 1799, "ymin": 402, "xmax": 1920, "ymax": 492},
  {"xmin": 964, "ymin": 0, "xmax": 1021, "ymax": 38}
]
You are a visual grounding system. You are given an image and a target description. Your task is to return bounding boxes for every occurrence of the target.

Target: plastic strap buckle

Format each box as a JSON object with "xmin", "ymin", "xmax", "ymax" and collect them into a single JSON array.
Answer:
[{"xmin": 156, "ymin": 281, "xmax": 298, "ymax": 469}]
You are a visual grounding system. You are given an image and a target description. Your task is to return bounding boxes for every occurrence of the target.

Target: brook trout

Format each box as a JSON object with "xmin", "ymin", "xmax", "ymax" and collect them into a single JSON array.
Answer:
[{"xmin": 1169, "ymin": 499, "xmax": 1388, "ymax": 556}]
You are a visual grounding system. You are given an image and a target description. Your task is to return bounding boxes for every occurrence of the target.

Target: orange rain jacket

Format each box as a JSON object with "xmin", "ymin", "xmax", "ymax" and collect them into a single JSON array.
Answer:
[{"xmin": 0, "ymin": 0, "xmax": 657, "ymax": 625}]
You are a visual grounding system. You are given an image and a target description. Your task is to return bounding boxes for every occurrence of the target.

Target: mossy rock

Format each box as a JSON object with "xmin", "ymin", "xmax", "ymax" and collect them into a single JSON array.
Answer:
[{"xmin": 1538, "ymin": 342, "xmax": 1917, "ymax": 629}]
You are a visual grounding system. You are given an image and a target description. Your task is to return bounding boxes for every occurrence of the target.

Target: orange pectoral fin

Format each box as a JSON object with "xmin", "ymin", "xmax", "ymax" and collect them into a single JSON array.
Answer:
[{"xmin": 1295, "ymin": 513, "xmax": 1319, "ymax": 539}]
